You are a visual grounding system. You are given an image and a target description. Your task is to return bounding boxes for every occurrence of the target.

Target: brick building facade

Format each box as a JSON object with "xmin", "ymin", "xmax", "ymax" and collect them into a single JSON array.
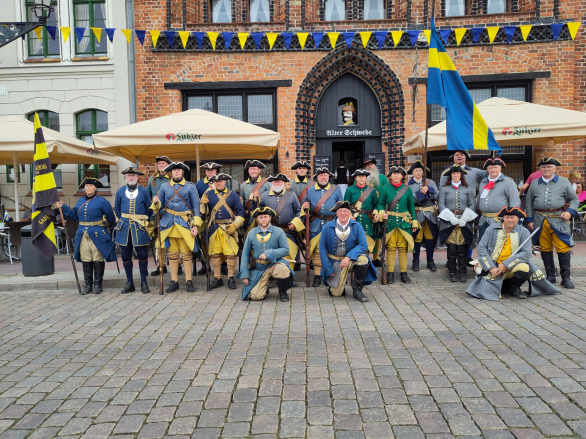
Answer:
[{"xmin": 134, "ymin": 0, "xmax": 586, "ymax": 189}]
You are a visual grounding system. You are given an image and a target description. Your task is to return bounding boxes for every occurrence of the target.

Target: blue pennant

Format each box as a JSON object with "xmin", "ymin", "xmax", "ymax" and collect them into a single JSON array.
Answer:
[
  {"xmin": 45, "ymin": 26, "xmax": 57, "ymax": 41},
  {"xmin": 407, "ymin": 30, "xmax": 420, "ymax": 46},
  {"xmin": 223, "ymin": 32, "xmax": 234, "ymax": 49},
  {"xmin": 343, "ymin": 32, "xmax": 355, "ymax": 48},
  {"xmin": 164, "ymin": 30, "xmax": 176, "ymax": 47},
  {"xmin": 135, "ymin": 30, "xmax": 146, "ymax": 46},
  {"xmin": 312, "ymin": 32, "xmax": 324, "ymax": 48},
  {"xmin": 551, "ymin": 23, "xmax": 564, "ymax": 40},
  {"xmin": 471, "ymin": 27, "xmax": 484, "ymax": 43},
  {"xmin": 105, "ymin": 28, "xmax": 115, "ymax": 43},
  {"xmin": 374, "ymin": 31, "xmax": 387, "ymax": 49},
  {"xmin": 439, "ymin": 29, "xmax": 451, "ymax": 45},
  {"xmin": 282, "ymin": 32, "xmax": 293, "ymax": 49},
  {"xmin": 252, "ymin": 32, "xmax": 263, "ymax": 49},
  {"xmin": 503, "ymin": 26, "xmax": 516, "ymax": 43},
  {"xmin": 74, "ymin": 27, "xmax": 86, "ymax": 44},
  {"xmin": 193, "ymin": 31, "xmax": 205, "ymax": 49}
]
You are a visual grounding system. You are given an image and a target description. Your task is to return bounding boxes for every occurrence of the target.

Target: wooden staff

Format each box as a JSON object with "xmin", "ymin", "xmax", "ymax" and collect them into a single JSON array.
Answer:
[
  {"xmin": 305, "ymin": 211, "xmax": 311, "ymax": 287},
  {"xmin": 59, "ymin": 207, "xmax": 82, "ymax": 294},
  {"xmin": 155, "ymin": 205, "xmax": 164, "ymax": 295},
  {"xmin": 380, "ymin": 210, "xmax": 388, "ymax": 285}
]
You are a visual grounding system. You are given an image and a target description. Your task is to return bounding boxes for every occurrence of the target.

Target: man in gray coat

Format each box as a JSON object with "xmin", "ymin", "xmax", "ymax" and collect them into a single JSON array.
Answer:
[
  {"xmin": 241, "ymin": 160, "xmax": 271, "ymax": 231},
  {"xmin": 526, "ymin": 157, "xmax": 579, "ymax": 289}
]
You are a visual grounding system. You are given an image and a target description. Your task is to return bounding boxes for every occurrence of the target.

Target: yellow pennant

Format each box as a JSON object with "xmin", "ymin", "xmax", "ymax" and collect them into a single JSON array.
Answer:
[
  {"xmin": 149, "ymin": 30, "xmax": 160, "ymax": 48},
  {"xmin": 359, "ymin": 31, "xmax": 371, "ymax": 48},
  {"xmin": 424, "ymin": 30, "xmax": 431, "ymax": 44},
  {"xmin": 33, "ymin": 26, "xmax": 42, "ymax": 40},
  {"xmin": 487, "ymin": 26, "xmax": 499, "ymax": 44},
  {"xmin": 568, "ymin": 21, "xmax": 581, "ymax": 40},
  {"xmin": 328, "ymin": 32, "xmax": 339, "ymax": 49},
  {"xmin": 178, "ymin": 31, "xmax": 190, "ymax": 48},
  {"xmin": 121, "ymin": 29, "xmax": 132, "ymax": 44},
  {"xmin": 297, "ymin": 32, "xmax": 309, "ymax": 49},
  {"xmin": 266, "ymin": 32, "xmax": 278, "ymax": 49},
  {"xmin": 238, "ymin": 32, "xmax": 248, "ymax": 49},
  {"xmin": 90, "ymin": 27, "xmax": 102, "ymax": 43},
  {"xmin": 519, "ymin": 25, "xmax": 532, "ymax": 41},
  {"xmin": 207, "ymin": 32, "xmax": 218, "ymax": 50},
  {"xmin": 455, "ymin": 28, "xmax": 467, "ymax": 46},
  {"xmin": 390, "ymin": 31, "xmax": 402, "ymax": 47},
  {"xmin": 60, "ymin": 27, "xmax": 70, "ymax": 42}
]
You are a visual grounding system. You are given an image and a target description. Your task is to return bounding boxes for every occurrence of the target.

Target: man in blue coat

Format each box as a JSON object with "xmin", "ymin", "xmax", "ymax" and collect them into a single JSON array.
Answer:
[
  {"xmin": 115, "ymin": 167, "xmax": 153, "ymax": 294},
  {"xmin": 319, "ymin": 201, "xmax": 378, "ymax": 302},
  {"xmin": 56, "ymin": 177, "xmax": 116, "ymax": 295},
  {"xmin": 237, "ymin": 206, "xmax": 294, "ymax": 302}
]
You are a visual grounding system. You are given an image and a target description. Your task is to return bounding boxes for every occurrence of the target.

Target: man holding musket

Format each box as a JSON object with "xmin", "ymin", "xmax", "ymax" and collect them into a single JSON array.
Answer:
[
  {"xmin": 526, "ymin": 157, "xmax": 579, "ymax": 289},
  {"xmin": 344, "ymin": 169, "xmax": 378, "ymax": 255},
  {"xmin": 151, "ymin": 162, "xmax": 202, "ymax": 293},
  {"xmin": 290, "ymin": 161, "xmax": 312, "ymax": 199},
  {"xmin": 467, "ymin": 207, "xmax": 559, "ymax": 300},
  {"xmin": 237, "ymin": 206, "xmax": 294, "ymax": 302},
  {"xmin": 55, "ymin": 177, "xmax": 116, "ymax": 295},
  {"xmin": 320, "ymin": 201, "xmax": 378, "ymax": 302},
  {"xmin": 302, "ymin": 167, "xmax": 344, "ymax": 287},
  {"xmin": 201, "ymin": 173, "xmax": 245, "ymax": 289},
  {"xmin": 241, "ymin": 160, "xmax": 270, "ymax": 231}
]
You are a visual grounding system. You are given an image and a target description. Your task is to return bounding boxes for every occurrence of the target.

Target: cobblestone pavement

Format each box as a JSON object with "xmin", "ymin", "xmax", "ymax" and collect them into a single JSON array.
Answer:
[{"xmin": 1, "ymin": 273, "xmax": 586, "ymax": 438}]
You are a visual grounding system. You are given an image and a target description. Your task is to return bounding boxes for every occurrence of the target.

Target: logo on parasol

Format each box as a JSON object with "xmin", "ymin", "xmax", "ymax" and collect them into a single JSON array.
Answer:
[
  {"xmin": 166, "ymin": 133, "xmax": 202, "ymax": 142},
  {"xmin": 166, "ymin": 133, "xmax": 176, "ymax": 142},
  {"xmin": 86, "ymin": 148, "xmax": 100, "ymax": 156},
  {"xmin": 502, "ymin": 128, "xmax": 513, "ymax": 137}
]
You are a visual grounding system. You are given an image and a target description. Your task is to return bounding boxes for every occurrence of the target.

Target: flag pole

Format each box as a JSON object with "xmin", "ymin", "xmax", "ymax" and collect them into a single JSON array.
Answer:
[{"xmin": 59, "ymin": 207, "xmax": 82, "ymax": 295}]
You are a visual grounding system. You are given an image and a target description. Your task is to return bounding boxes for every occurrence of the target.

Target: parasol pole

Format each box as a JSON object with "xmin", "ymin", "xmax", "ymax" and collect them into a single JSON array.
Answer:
[
  {"xmin": 196, "ymin": 145, "xmax": 200, "ymax": 182},
  {"xmin": 12, "ymin": 152, "xmax": 19, "ymax": 221}
]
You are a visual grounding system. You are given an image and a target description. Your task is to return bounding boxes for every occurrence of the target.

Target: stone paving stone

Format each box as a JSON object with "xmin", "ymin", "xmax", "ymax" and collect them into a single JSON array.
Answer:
[
  {"xmin": 137, "ymin": 422, "xmax": 167, "ymax": 439},
  {"xmin": 167, "ymin": 416, "xmax": 197, "ymax": 435},
  {"xmin": 251, "ymin": 414, "xmax": 278, "ymax": 434},
  {"xmin": 392, "ymin": 425, "xmax": 424, "ymax": 439},
  {"xmin": 112, "ymin": 414, "xmax": 145, "ymax": 434},
  {"xmin": 306, "ymin": 425, "xmax": 335, "ymax": 439},
  {"xmin": 530, "ymin": 414, "xmax": 573, "ymax": 436}
]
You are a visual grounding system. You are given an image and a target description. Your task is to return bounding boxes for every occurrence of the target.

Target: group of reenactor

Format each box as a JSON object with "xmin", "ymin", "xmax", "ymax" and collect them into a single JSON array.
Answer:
[{"xmin": 52, "ymin": 149, "xmax": 578, "ymax": 303}]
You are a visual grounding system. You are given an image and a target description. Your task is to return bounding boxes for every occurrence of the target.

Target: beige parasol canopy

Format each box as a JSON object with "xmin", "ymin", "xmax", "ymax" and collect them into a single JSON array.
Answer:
[
  {"xmin": 92, "ymin": 109, "xmax": 281, "ymax": 180},
  {"xmin": 403, "ymin": 97, "xmax": 586, "ymax": 154}
]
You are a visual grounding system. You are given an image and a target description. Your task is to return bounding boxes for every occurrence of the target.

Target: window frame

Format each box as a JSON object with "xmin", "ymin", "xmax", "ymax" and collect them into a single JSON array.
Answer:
[
  {"xmin": 249, "ymin": 0, "xmax": 271, "ymax": 22},
  {"xmin": 6, "ymin": 165, "xmax": 21, "ymax": 184},
  {"xmin": 323, "ymin": 0, "xmax": 346, "ymax": 21},
  {"xmin": 443, "ymin": 0, "xmax": 467, "ymax": 17},
  {"xmin": 486, "ymin": 0, "xmax": 508, "ymax": 14},
  {"xmin": 25, "ymin": 0, "xmax": 60, "ymax": 58},
  {"xmin": 362, "ymin": 0, "xmax": 385, "ymax": 21},
  {"xmin": 76, "ymin": 109, "xmax": 110, "ymax": 188},
  {"xmin": 72, "ymin": 0, "xmax": 107, "ymax": 56},
  {"xmin": 210, "ymin": 0, "xmax": 232, "ymax": 23}
]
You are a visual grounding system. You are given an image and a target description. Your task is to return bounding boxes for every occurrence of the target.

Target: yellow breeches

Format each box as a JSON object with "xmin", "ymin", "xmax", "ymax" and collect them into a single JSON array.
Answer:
[
  {"xmin": 168, "ymin": 236, "xmax": 191, "ymax": 254},
  {"xmin": 287, "ymin": 238, "xmax": 298, "ymax": 270},
  {"xmin": 80, "ymin": 231, "xmax": 103, "ymax": 262},
  {"xmin": 503, "ymin": 263, "xmax": 530, "ymax": 280},
  {"xmin": 414, "ymin": 220, "xmax": 434, "ymax": 243},
  {"xmin": 158, "ymin": 224, "xmax": 196, "ymax": 252},
  {"xmin": 209, "ymin": 227, "xmax": 239, "ymax": 256},
  {"xmin": 539, "ymin": 219, "xmax": 571, "ymax": 253},
  {"xmin": 385, "ymin": 229, "xmax": 411, "ymax": 273},
  {"xmin": 365, "ymin": 235, "xmax": 375, "ymax": 253}
]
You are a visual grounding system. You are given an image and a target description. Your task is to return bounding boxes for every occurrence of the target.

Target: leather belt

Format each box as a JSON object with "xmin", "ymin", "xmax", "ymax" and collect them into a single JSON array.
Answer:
[
  {"xmin": 453, "ymin": 210, "xmax": 464, "ymax": 215},
  {"xmin": 215, "ymin": 219, "xmax": 232, "ymax": 224},
  {"xmin": 481, "ymin": 212, "xmax": 499, "ymax": 218},
  {"xmin": 355, "ymin": 210, "xmax": 373, "ymax": 215},
  {"xmin": 314, "ymin": 215, "xmax": 333, "ymax": 221},
  {"xmin": 121, "ymin": 213, "xmax": 149, "ymax": 227},
  {"xmin": 327, "ymin": 253, "xmax": 345, "ymax": 260},
  {"xmin": 535, "ymin": 208, "xmax": 564, "ymax": 213},
  {"xmin": 415, "ymin": 206, "xmax": 436, "ymax": 212},
  {"xmin": 255, "ymin": 259, "xmax": 270, "ymax": 265},
  {"xmin": 79, "ymin": 220, "xmax": 104, "ymax": 227}
]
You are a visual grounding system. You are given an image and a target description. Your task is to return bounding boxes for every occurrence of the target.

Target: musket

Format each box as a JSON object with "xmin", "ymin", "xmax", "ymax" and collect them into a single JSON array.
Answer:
[
  {"xmin": 205, "ymin": 203, "xmax": 211, "ymax": 291},
  {"xmin": 59, "ymin": 207, "xmax": 82, "ymax": 294},
  {"xmin": 155, "ymin": 205, "xmax": 164, "ymax": 295},
  {"xmin": 108, "ymin": 219, "xmax": 120, "ymax": 274},
  {"xmin": 305, "ymin": 208, "xmax": 311, "ymax": 287},
  {"xmin": 380, "ymin": 208, "xmax": 388, "ymax": 285},
  {"xmin": 283, "ymin": 259, "xmax": 320, "ymax": 267}
]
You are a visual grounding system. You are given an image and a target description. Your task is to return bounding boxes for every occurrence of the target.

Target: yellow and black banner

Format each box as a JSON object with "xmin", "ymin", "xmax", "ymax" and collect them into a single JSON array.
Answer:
[{"xmin": 31, "ymin": 113, "xmax": 59, "ymax": 259}]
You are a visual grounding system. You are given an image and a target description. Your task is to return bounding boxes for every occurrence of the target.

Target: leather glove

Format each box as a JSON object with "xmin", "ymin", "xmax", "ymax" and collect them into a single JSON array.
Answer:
[
  {"xmin": 458, "ymin": 219, "xmax": 466, "ymax": 227},
  {"xmin": 450, "ymin": 217, "xmax": 460, "ymax": 226},
  {"xmin": 225, "ymin": 224, "xmax": 236, "ymax": 234},
  {"xmin": 201, "ymin": 194, "xmax": 209, "ymax": 204}
]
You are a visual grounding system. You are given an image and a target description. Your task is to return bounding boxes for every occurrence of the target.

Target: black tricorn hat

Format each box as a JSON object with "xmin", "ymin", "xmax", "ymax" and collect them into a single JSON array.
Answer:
[
  {"xmin": 252, "ymin": 206, "xmax": 276, "ymax": 218},
  {"xmin": 291, "ymin": 160, "xmax": 311, "ymax": 170},
  {"xmin": 330, "ymin": 200, "xmax": 355, "ymax": 213},
  {"xmin": 155, "ymin": 156, "xmax": 172, "ymax": 164},
  {"xmin": 497, "ymin": 206, "xmax": 527, "ymax": 219},
  {"xmin": 121, "ymin": 167, "xmax": 144, "ymax": 176},
  {"xmin": 449, "ymin": 150, "xmax": 472, "ymax": 160},
  {"xmin": 537, "ymin": 157, "xmax": 562, "ymax": 167},
  {"xmin": 79, "ymin": 177, "xmax": 103, "ymax": 189},
  {"xmin": 313, "ymin": 167, "xmax": 335, "ymax": 179},
  {"xmin": 407, "ymin": 160, "xmax": 430, "ymax": 174},
  {"xmin": 245, "ymin": 160, "xmax": 266, "ymax": 170},
  {"xmin": 267, "ymin": 173, "xmax": 290, "ymax": 183},
  {"xmin": 351, "ymin": 169, "xmax": 370, "ymax": 178},
  {"xmin": 209, "ymin": 173, "xmax": 232, "ymax": 182},
  {"xmin": 442, "ymin": 165, "xmax": 469, "ymax": 176},
  {"xmin": 387, "ymin": 165, "xmax": 407, "ymax": 177},
  {"xmin": 200, "ymin": 162, "xmax": 222, "ymax": 170},
  {"xmin": 164, "ymin": 162, "xmax": 190, "ymax": 173},
  {"xmin": 483, "ymin": 157, "xmax": 506, "ymax": 170},
  {"xmin": 362, "ymin": 156, "xmax": 377, "ymax": 166}
]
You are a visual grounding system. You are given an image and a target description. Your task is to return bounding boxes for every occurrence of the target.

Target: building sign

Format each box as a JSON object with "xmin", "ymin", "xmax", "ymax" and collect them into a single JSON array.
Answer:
[
  {"xmin": 313, "ymin": 155, "xmax": 331, "ymax": 171},
  {"xmin": 318, "ymin": 128, "xmax": 377, "ymax": 138}
]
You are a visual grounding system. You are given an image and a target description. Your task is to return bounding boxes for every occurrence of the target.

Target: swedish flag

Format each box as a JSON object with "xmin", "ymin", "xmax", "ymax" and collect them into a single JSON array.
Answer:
[
  {"xmin": 427, "ymin": 20, "xmax": 501, "ymax": 152},
  {"xmin": 31, "ymin": 113, "xmax": 59, "ymax": 259}
]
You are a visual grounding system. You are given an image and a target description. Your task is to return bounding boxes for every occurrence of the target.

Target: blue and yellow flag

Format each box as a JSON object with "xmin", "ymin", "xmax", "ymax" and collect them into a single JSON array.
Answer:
[
  {"xmin": 427, "ymin": 20, "xmax": 501, "ymax": 152},
  {"xmin": 31, "ymin": 113, "xmax": 59, "ymax": 259}
]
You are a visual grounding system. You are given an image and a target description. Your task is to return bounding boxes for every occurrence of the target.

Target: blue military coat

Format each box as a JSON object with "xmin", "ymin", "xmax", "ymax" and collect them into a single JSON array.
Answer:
[
  {"xmin": 159, "ymin": 179, "xmax": 202, "ymax": 230},
  {"xmin": 147, "ymin": 173, "xmax": 169, "ymax": 219},
  {"xmin": 236, "ymin": 225, "xmax": 292, "ymax": 300},
  {"xmin": 196, "ymin": 177, "xmax": 229, "ymax": 197},
  {"xmin": 61, "ymin": 196, "xmax": 117, "ymax": 262},
  {"xmin": 319, "ymin": 219, "xmax": 378, "ymax": 285},
  {"xmin": 205, "ymin": 188, "xmax": 245, "ymax": 237},
  {"xmin": 114, "ymin": 185, "xmax": 152, "ymax": 246},
  {"xmin": 304, "ymin": 183, "xmax": 344, "ymax": 241}
]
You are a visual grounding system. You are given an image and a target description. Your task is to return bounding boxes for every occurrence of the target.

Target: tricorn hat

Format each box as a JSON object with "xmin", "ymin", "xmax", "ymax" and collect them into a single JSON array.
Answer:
[
  {"xmin": 245, "ymin": 160, "xmax": 265, "ymax": 170},
  {"xmin": 252, "ymin": 206, "xmax": 276, "ymax": 218},
  {"xmin": 538, "ymin": 157, "xmax": 562, "ymax": 167},
  {"xmin": 163, "ymin": 162, "xmax": 190, "ymax": 173},
  {"xmin": 442, "ymin": 165, "xmax": 469, "ymax": 176},
  {"xmin": 209, "ymin": 173, "xmax": 232, "ymax": 182},
  {"xmin": 362, "ymin": 156, "xmax": 377, "ymax": 166},
  {"xmin": 201, "ymin": 162, "xmax": 222, "ymax": 170},
  {"xmin": 155, "ymin": 156, "xmax": 172, "ymax": 164},
  {"xmin": 267, "ymin": 173, "xmax": 290, "ymax": 183},
  {"xmin": 330, "ymin": 200, "xmax": 355, "ymax": 213},
  {"xmin": 121, "ymin": 167, "xmax": 144, "ymax": 176},
  {"xmin": 79, "ymin": 177, "xmax": 103, "ymax": 189},
  {"xmin": 291, "ymin": 160, "xmax": 311, "ymax": 170},
  {"xmin": 351, "ymin": 169, "xmax": 370, "ymax": 178},
  {"xmin": 497, "ymin": 206, "xmax": 527, "ymax": 219},
  {"xmin": 387, "ymin": 165, "xmax": 407, "ymax": 177},
  {"xmin": 483, "ymin": 157, "xmax": 506, "ymax": 170},
  {"xmin": 407, "ymin": 160, "xmax": 431, "ymax": 175},
  {"xmin": 449, "ymin": 150, "xmax": 472, "ymax": 160},
  {"xmin": 313, "ymin": 167, "xmax": 335, "ymax": 179}
]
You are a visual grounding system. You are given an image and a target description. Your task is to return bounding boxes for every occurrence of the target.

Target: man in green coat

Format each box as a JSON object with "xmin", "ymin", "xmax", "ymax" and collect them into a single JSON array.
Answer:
[
  {"xmin": 344, "ymin": 169, "xmax": 378, "ymax": 254},
  {"xmin": 374, "ymin": 165, "xmax": 419, "ymax": 284},
  {"xmin": 363, "ymin": 156, "xmax": 388, "ymax": 266}
]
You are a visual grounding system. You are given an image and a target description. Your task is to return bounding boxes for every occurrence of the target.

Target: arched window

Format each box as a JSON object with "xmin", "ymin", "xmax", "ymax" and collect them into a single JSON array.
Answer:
[
  {"xmin": 250, "ymin": 0, "xmax": 270, "ymax": 22},
  {"xmin": 77, "ymin": 110, "xmax": 110, "ymax": 188},
  {"xmin": 363, "ymin": 0, "xmax": 384, "ymax": 20},
  {"xmin": 27, "ymin": 111, "xmax": 61, "ymax": 188},
  {"xmin": 324, "ymin": 0, "xmax": 345, "ymax": 21},
  {"xmin": 212, "ymin": 0, "xmax": 232, "ymax": 23}
]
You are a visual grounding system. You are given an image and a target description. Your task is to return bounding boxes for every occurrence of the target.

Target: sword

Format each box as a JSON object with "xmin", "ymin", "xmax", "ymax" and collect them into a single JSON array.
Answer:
[{"xmin": 111, "ymin": 225, "xmax": 121, "ymax": 274}]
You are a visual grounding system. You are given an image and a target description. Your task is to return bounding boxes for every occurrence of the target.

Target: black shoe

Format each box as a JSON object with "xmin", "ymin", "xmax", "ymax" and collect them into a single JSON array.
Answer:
[
  {"xmin": 93, "ymin": 261, "xmax": 105, "ymax": 294},
  {"xmin": 412, "ymin": 260, "xmax": 420, "ymax": 272},
  {"xmin": 81, "ymin": 262, "xmax": 93, "ymax": 295},
  {"xmin": 373, "ymin": 259, "xmax": 382, "ymax": 268},
  {"xmin": 312, "ymin": 275, "xmax": 322, "ymax": 287},
  {"xmin": 427, "ymin": 260, "xmax": 437, "ymax": 272},
  {"xmin": 294, "ymin": 263, "xmax": 301, "ymax": 272},
  {"xmin": 386, "ymin": 272, "xmax": 394, "ymax": 284},
  {"xmin": 198, "ymin": 265, "xmax": 207, "ymax": 276},
  {"xmin": 327, "ymin": 288, "xmax": 345, "ymax": 297},
  {"xmin": 353, "ymin": 289, "xmax": 369, "ymax": 302},
  {"xmin": 504, "ymin": 271, "xmax": 529, "ymax": 299},
  {"xmin": 558, "ymin": 252, "xmax": 574, "ymax": 289},
  {"xmin": 141, "ymin": 282, "xmax": 150, "ymax": 294},
  {"xmin": 121, "ymin": 282, "xmax": 135, "ymax": 294},
  {"xmin": 541, "ymin": 251, "xmax": 557, "ymax": 284},
  {"xmin": 166, "ymin": 281, "xmax": 179, "ymax": 293},
  {"xmin": 459, "ymin": 273, "xmax": 467, "ymax": 283},
  {"xmin": 352, "ymin": 264, "xmax": 369, "ymax": 302},
  {"xmin": 400, "ymin": 272, "xmax": 411, "ymax": 284},
  {"xmin": 177, "ymin": 265, "xmax": 183, "ymax": 275},
  {"xmin": 561, "ymin": 278, "xmax": 575, "ymax": 289},
  {"xmin": 221, "ymin": 262, "xmax": 228, "ymax": 275},
  {"xmin": 228, "ymin": 277, "xmax": 237, "ymax": 289},
  {"xmin": 509, "ymin": 288, "xmax": 527, "ymax": 299},
  {"xmin": 211, "ymin": 278, "xmax": 223, "ymax": 289},
  {"xmin": 150, "ymin": 266, "xmax": 167, "ymax": 276},
  {"xmin": 186, "ymin": 280, "xmax": 195, "ymax": 292},
  {"xmin": 279, "ymin": 290, "xmax": 289, "ymax": 302},
  {"xmin": 449, "ymin": 272, "xmax": 458, "ymax": 283}
]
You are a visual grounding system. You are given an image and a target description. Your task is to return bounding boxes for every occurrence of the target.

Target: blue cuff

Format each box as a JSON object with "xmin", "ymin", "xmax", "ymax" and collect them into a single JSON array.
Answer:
[
  {"xmin": 567, "ymin": 208, "xmax": 578, "ymax": 217},
  {"xmin": 265, "ymin": 249, "xmax": 277, "ymax": 263},
  {"xmin": 526, "ymin": 217, "xmax": 534, "ymax": 223}
]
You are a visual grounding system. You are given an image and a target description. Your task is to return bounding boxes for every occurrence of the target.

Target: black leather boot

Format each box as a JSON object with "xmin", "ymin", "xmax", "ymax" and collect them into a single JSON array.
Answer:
[
  {"xmin": 503, "ymin": 271, "xmax": 529, "ymax": 299},
  {"xmin": 151, "ymin": 266, "xmax": 167, "ymax": 276},
  {"xmin": 276, "ymin": 276, "xmax": 293, "ymax": 301},
  {"xmin": 93, "ymin": 261, "xmax": 105, "ymax": 294},
  {"xmin": 210, "ymin": 278, "xmax": 223, "ymax": 289},
  {"xmin": 228, "ymin": 277, "xmax": 237, "ymax": 289},
  {"xmin": 447, "ymin": 244, "xmax": 458, "ymax": 282},
  {"xmin": 541, "ymin": 251, "xmax": 557, "ymax": 284},
  {"xmin": 558, "ymin": 252, "xmax": 575, "ymax": 289},
  {"xmin": 141, "ymin": 282, "xmax": 150, "ymax": 294},
  {"xmin": 457, "ymin": 245, "xmax": 468, "ymax": 283},
  {"xmin": 372, "ymin": 259, "xmax": 382, "ymax": 267},
  {"xmin": 81, "ymin": 262, "xmax": 93, "ymax": 295},
  {"xmin": 121, "ymin": 282, "xmax": 135, "ymax": 294},
  {"xmin": 412, "ymin": 259, "xmax": 420, "ymax": 272},
  {"xmin": 425, "ymin": 240, "xmax": 437, "ymax": 271},
  {"xmin": 352, "ymin": 265, "xmax": 369, "ymax": 302},
  {"xmin": 186, "ymin": 280, "xmax": 195, "ymax": 292},
  {"xmin": 166, "ymin": 281, "xmax": 179, "ymax": 293},
  {"xmin": 386, "ymin": 272, "xmax": 394, "ymax": 284},
  {"xmin": 400, "ymin": 272, "xmax": 411, "ymax": 283},
  {"xmin": 312, "ymin": 275, "xmax": 322, "ymax": 287}
]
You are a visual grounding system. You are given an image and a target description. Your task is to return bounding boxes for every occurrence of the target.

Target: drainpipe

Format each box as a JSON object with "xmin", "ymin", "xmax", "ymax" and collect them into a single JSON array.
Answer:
[{"xmin": 127, "ymin": 0, "xmax": 137, "ymax": 125}]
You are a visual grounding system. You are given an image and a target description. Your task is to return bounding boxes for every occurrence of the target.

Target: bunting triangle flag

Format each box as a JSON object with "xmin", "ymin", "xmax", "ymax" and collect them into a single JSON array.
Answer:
[
  {"xmin": 208, "ymin": 32, "xmax": 218, "ymax": 50},
  {"xmin": 328, "ymin": 32, "xmax": 339, "ymax": 49},
  {"xmin": 568, "ymin": 21, "xmax": 581, "ymax": 40},
  {"xmin": 238, "ymin": 32, "xmax": 248, "ymax": 49},
  {"xmin": 297, "ymin": 32, "xmax": 309, "ymax": 49},
  {"xmin": 223, "ymin": 32, "xmax": 234, "ymax": 49},
  {"xmin": 164, "ymin": 30, "xmax": 176, "ymax": 47},
  {"xmin": 390, "ymin": 30, "xmax": 402, "ymax": 47},
  {"xmin": 194, "ymin": 31, "xmax": 205, "ymax": 48},
  {"xmin": 251, "ymin": 32, "xmax": 263, "ymax": 49},
  {"xmin": 374, "ymin": 31, "xmax": 387, "ymax": 49},
  {"xmin": 520, "ymin": 24, "xmax": 532, "ymax": 41},
  {"xmin": 45, "ymin": 26, "xmax": 57, "ymax": 41},
  {"xmin": 359, "ymin": 31, "xmax": 371, "ymax": 48},
  {"xmin": 454, "ymin": 28, "xmax": 467, "ymax": 46},
  {"xmin": 179, "ymin": 31, "xmax": 190, "ymax": 48},
  {"xmin": 266, "ymin": 32, "xmax": 278, "ymax": 49},
  {"xmin": 312, "ymin": 32, "xmax": 324, "ymax": 48},
  {"xmin": 90, "ymin": 27, "xmax": 102, "ymax": 43},
  {"xmin": 343, "ymin": 32, "xmax": 354, "ymax": 48},
  {"xmin": 121, "ymin": 29, "xmax": 132, "ymax": 43},
  {"xmin": 149, "ymin": 30, "xmax": 160, "ymax": 48},
  {"xmin": 504, "ymin": 26, "xmax": 516, "ymax": 43},
  {"xmin": 74, "ymin": 27, "xmax": 86, "ymax": 44},
  {"xmin": 60, "ymin": 27, "xmax": 70, "ymax": 42},
  {"xmin": 487, "ymin": 27, "xmax": 499, "ymax": 44},
  {"xmin": 135, "ymin": 30, "xmax": 146, "ymax": 46},
  {"xmin": 471, "ymin": 27, "xmax": 484, "ymax": 43},
  {"xmin": 34, "ymin": 26, "xmax": 42, "ymax": 40},
  {"xmin": 439, "ymin": 29, "xmax": 451, "ymax": 45},
  {"xmin": 105, "ymin": 28, "xmax": 115, "ymax": 43},
  {"xmin": 282, "ymin": 32, "xmax": 293, "ymax": 49},
  {"xmin": 551, "ymin": 23, "xmax": 563, "ymax": 40},
  {"xmin": 424, "ymin": 30, "xmax": 431, "ymax": 44},
  {"xmin": 407, "ymin": 30, "xmax": 420, "ymax": 46}
]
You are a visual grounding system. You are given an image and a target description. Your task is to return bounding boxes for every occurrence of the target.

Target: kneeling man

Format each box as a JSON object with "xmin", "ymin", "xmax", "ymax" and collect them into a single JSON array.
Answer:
[
  {"xmin": 237, "ymin": 206, "xmax": 294, "ymax": 302},
  {"xmin": 319, "ymin": 201, "xmax": 378, "ymax": 302},
  {"xmin": 466, "ymin": 207, "xmax": 559, "ymax": 301}
]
